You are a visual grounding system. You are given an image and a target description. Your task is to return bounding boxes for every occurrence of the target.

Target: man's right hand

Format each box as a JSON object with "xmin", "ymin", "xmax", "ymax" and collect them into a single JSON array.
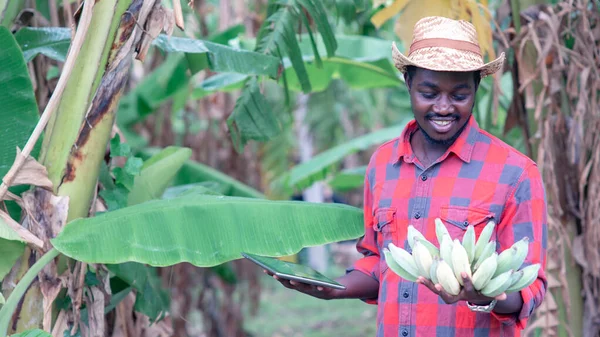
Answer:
[{"xmin": 264, "ymin": 269, "xmax": 380, "ymax": 302}]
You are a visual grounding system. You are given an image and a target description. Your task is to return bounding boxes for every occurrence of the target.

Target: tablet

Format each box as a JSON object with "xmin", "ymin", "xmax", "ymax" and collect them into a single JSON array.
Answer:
[{"xmin": 241, "ymin": 252, "xmax": 346, "ymax": 290}]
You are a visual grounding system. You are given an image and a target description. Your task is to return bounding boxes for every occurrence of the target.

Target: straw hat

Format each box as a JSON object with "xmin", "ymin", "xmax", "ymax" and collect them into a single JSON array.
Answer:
[{"xmin": 392, "ymin": 16, "xmax": 505, "ymax": 78}]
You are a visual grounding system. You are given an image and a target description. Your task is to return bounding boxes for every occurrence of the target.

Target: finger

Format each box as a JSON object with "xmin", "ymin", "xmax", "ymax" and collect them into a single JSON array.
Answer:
[
  {"xmin": 461, "ymin": 272, "xmax": 475, "ymax": 294},
  {"xmin": 495, "ymin": 292, "xmax": 507, "ymax": 301}
]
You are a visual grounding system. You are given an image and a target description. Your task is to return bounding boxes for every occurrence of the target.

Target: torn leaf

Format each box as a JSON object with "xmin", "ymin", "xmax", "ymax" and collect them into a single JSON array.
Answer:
[{"xmin": 8, "ymin": 147, "xmax": 53, "ymax": 191}]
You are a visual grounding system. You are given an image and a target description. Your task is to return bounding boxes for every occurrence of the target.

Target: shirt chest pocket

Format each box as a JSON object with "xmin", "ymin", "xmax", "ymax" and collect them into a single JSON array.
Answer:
[
  {"xmin": 438, "ymin": 205, "xmax": 495, "ymax": 241},
  {"xmin": 373, "ymin": 208, "xmax": 397, "ymax": 276}
]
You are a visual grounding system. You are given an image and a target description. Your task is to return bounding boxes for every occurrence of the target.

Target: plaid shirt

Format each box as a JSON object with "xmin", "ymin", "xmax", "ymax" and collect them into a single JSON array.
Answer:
[{"xmin": 349, "ymin": 116, "xmax": 548, "ymax": 337}]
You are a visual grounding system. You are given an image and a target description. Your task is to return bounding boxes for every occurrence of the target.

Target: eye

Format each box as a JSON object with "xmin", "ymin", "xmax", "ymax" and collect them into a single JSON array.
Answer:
[
  {"xmin": 453, "ymin": 94, "xmax": 468, "ymax": 101},
  {"xmin": 421, "ymin": 92, "xmax": 437, "ymax": 99}
]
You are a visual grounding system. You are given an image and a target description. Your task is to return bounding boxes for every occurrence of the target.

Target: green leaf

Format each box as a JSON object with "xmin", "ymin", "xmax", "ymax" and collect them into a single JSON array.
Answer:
[
  {"xmin": 211, "ymin": 263, "xmax": 237, "ymax": 284},
  {"xmin": 278, "ymin": 119, "xmax": 411, "ymax": 191},
  {"xmin": 110, "ymin": 134, "xmax": 131, "ymax": 157},
  {"xmin": 106, "ymin": 263, "xmax": 169, "ymax": 321},
  {"xmin": 127, "ymin": 146, "xmax": 192, "ymax": 206},
  {"xmin": 0, "ymin": 240, "xmax": 24, "ymax": 282},
  {"xmin": 0, "ymin": 26, "xmax": 40, "ymax": 179},
  {"xmin": 137, "ymin": 148, "xmax": 265, "ymax": 199},
  {"xmin": 9, "ymin": 329, "xmax": 52, "ymax": 337},
  {"xmin": 14, "ymin": 27, "xmax": 71, "ymax": 62},
  {"xmin": 207, "ymin": 24, "xmax": 246, "ymax": 45},
  {"xmin": 98, "ymin": 186, "xmax": 129, "ymax": 212},
  {"xmin": 0, "ymin": 291, "xmax": 4, "ymax": 305},
  {"xmin": 192, "ymin": 72, "xmax": 248, "ymax": 99},
  {"xmin": 113, "ymin": 167, "xmax": 135, "ymax": 191},
  {"xmin": 162, "ymin": 182, "xmax": 224, "ymax": 198},
  {"xmin": 227, "ymin": 77, "xmax": 281, "ymax": 150},
  {"xmin": 329, "ymin": 166, "xmax": 366, "ymax": 192},
  {"xmin": 51, "ymin": 194, "xmax": 364, "ymax": 267},
  {"xmin": 124, "ymin": 157, "xmax": 143, "ymax": 176},
  {"xmin": 257, "ymin": 7, "xmax": 311, "ymax": 92},
  {"xmin": 152, "ymin": 34, "xmax": 279, "ymax": 77},
  {"xmin": 296, "ymin": 0, "xmax": 337, "ymax": 57}
]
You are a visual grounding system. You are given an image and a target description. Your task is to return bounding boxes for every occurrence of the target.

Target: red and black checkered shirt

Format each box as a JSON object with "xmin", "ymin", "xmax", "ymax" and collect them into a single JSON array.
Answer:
[{"xmin": 349, "ymin": 116, "xmax": 548, "ymax": 337}]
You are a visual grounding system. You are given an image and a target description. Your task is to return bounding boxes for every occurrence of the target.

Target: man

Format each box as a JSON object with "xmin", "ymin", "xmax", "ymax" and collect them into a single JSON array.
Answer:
[{"xmin": 269, "ymin": 16, "xmax": 547, "ymax": 337}]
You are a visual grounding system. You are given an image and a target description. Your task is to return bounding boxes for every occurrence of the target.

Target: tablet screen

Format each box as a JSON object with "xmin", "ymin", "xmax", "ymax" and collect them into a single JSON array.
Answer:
[{"xmin": 241, "ymin": 252, "xmax": 346, "ymax": 289}]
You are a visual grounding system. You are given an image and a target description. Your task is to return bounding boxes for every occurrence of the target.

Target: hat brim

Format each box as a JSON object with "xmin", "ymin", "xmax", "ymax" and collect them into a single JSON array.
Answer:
[{"xmin": 391, "ymin": 42, "xmax": 505, "ymax": 78}]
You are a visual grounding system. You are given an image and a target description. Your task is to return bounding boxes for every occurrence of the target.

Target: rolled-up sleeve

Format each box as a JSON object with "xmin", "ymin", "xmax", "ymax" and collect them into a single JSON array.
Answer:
[
  {"xmin": 346, "ymin": 164, "xmax": 380, "ymax": 304},
  {"xmin": 492, "ymin": 163, "xmax": 548, "ymax": 329}
]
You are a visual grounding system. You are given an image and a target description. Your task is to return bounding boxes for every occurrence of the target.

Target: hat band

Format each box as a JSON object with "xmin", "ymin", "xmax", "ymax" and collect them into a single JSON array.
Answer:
[{"xmin": 409, "ymin": 38, "xmax": 482, "ymax": 56}]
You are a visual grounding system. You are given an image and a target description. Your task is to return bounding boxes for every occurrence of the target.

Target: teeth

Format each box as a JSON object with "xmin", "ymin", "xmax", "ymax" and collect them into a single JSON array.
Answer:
[{"xmin": 432, "ymin": 120, "xmax": 451, "ymax": 126}]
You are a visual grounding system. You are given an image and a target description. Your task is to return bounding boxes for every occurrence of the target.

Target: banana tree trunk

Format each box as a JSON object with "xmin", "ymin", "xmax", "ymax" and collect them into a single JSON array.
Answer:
[{"xmin": 3, "ymin": 0, "xmax": 163, "ymax": 332}]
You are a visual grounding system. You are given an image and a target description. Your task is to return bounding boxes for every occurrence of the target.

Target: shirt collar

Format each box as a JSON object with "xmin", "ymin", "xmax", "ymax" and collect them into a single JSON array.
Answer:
[{"xmin": 393, "ymin": 115, "xmax": 480, "ymax": 165}]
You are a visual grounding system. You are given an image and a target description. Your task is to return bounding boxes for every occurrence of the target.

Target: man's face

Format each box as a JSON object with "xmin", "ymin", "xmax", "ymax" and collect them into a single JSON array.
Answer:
[{"xmin": 405, "ymin": 68, "xmax": 478, "ymax": 146}]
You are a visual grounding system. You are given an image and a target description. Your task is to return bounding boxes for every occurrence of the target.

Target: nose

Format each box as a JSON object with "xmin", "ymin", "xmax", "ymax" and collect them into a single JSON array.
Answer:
[{"xmin": 432, "ymin": 95, "xmax": 455, "ymax": 114}]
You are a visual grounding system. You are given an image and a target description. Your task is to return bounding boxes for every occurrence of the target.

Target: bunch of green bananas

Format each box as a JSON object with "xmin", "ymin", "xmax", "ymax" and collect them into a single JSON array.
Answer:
[{"xmin": 383, "ymin": 218, "xmax": 540, "ymax": 297}]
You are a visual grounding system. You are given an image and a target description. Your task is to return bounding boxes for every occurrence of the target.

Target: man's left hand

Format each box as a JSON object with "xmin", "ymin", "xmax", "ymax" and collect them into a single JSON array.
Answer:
[{"xmin": 417, "ymin": 271, "xmax": 507, "ymax": 305}]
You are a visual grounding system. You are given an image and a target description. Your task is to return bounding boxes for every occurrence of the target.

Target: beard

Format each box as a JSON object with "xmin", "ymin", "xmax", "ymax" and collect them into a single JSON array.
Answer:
[{"xmin": 415, "ymin": 116, "xmax": 470, "ymax": 147}]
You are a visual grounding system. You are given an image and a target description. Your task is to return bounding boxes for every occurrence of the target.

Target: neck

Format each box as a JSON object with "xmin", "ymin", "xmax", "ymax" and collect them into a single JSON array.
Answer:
[{"xmin": 411, "ymin": 129, "xmax": 450, "ymax": 165}]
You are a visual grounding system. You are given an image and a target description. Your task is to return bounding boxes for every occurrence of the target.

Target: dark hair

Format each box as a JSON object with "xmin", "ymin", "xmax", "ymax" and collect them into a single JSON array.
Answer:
[{"xmin": 405, "ymin": 65, "xmax": 481, "ymax": 88}]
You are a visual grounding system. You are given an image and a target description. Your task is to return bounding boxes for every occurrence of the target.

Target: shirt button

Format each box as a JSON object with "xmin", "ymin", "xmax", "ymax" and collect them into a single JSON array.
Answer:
[
  {"xmin": 421, "ymin": 175, "xmax": 427, "ymax": 181},
  {"xmin": 414, "ymin": 212, "xmax": 421, "ymax": 219},
  {"xmin": 402, "ymin": 330, "xmax": 409, "ymax": 336},
  {"xmin": 403, "ymin": 291, "xmax": 409, "ymax": 298}
]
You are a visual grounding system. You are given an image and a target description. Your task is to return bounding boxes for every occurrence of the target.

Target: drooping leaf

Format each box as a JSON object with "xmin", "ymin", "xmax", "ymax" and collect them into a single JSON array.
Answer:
[
  {"xmin": 127, "ymin": 146, "xmax": 192, "ymax": 206},
  {"xmin": 296, "ymin": 0, "xmax": 337, "ymax": 57},
  {"xmin": 9, "ymin": 329, "xmax": 52, "ymax": 337},
  {"xmin": 138, "ymin": 148, "xmax": 265, "ymax": 199},
  {"xmin": 153, "ymin": 34, "xmax": 280, "ymax": 77},
  {"xmin": 106, "ymin": 263, "xmax": 170, "ymax": 321},
  {"xmin": 51, "ymin": 194, "xmax": 364, "ymax": 267},
  {"xmin": 256, "ymin": 7, "xmax": 311, "ymax": 92},
  {"xmin": 227, "ymin": 77, "xmax": 282, "ymax": 150},
  {"xmin": 329, "ymin": 166, "xmax": 367, "ymax": 192},
  {"xmin": 14, "ymin": 27, "xmax": 71, "ymax": 62},
  {"xmin": 0, "ymin": 26, "xmax": 40, "ymax": 179},
  {"xmin": 162, "ymin": 182, "xmax": 225, "ymax": 198},
  {"xmin": 277, "ymin": 118, "xmax": 411, "ymax": 191}
]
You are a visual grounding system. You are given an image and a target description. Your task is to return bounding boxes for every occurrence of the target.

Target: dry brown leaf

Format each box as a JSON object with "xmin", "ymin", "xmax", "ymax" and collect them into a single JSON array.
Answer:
[
  {"xmin": 81, "ymin": 287, "xmax": 105, "ymax": 337},
  {"xmin": 51, "ymin": 310, "xmax": 69, "ymax": 337},
  {"xmin": 137, "ymin": 3, "xmax": 167, "ymax": 62},
  {"xmin": 21, "ymin": 188, "xmax": 69, "ymax": 252},
  {"xmin": 8, "ymin": 148, "xmax": 54, "ymax": 191},
  {"xmin": 0, "ymin": 210, "xmax": 44, "ymax": 248},
  {"xmin": 172, "ymin": 0, "xmax": 184, "ymax": 30}
]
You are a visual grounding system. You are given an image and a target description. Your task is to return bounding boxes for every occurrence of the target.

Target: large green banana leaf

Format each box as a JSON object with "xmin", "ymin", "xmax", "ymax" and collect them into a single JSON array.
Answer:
[
  {"xmin": 329, "ymin": 166, "xmax": 367, "ymax": 192},
  {"xmin": 0, "ymin": 27, "xmax": 40, "ymax": 280},
  {"xmin": 277, "ymin": 118, "xmax": 412, "ymax": 192},
  {"xmin": 51, "ymin": 194, "xmax": 364, "ymax": 267}
]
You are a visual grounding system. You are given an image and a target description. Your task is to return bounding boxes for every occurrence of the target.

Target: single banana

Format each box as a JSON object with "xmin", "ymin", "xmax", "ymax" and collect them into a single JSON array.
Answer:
[
  {"xmin": 505, "ymin": 264, "xmax": 540, "ymax": 293},
  {"xmin": 472, "ymin": 240, "xmax": 496, "ymax": 271},
  {"xmin": 436, "ymin": 259, "xmax": 461, "ymax": 295},
  {"xmin": 451, "ymin": 239, "xmax": 472, "ymax": 285},
  {"xmin": 435, "ymin": 218, "xmax": 450, "ymax": 245},
  {"xmin": 462, "ymin": 225, "xmax": 476, "ymax": 263},
  {"xmin": 471, "ymin": 252, "xmax": 498, "ymax": 290},
  {"xmin": 481, "ymin": 270, "xmax": 514, "ymax": 298},
  {"xmin": 507, "ymin": 269, "xmax": 524, "ymax": 288},
  {"xmin": 474, "ymin": 220, "xmax": 495, "ymax": 260},
  {"xmin": 493, "ymin": 246, "xmax": 517, "ymax": 277},
  {"xmin": 507, "ymin": 237, "xmax": 529, "ymax": 271},
  {"xmin": 407, "ymin": 225, "xmax": 426, "ymax": 249},
  {"xmin": 440, "ymin": 234, "xmax": 454, "ymax": 270},
  {"xmin": 388, "ymin": 243, "xmax": 420, "ymax": 278},
  {"xmin": 430, "ymin": 256, "xmax": 440, "ymax": 284},
  {"xmin": 383, "ymin": 248, "xmax": 419, "ymax": 282},
  {"xmin": 412, "ymin": 240, "xmax": 434, "ymax": 279}
]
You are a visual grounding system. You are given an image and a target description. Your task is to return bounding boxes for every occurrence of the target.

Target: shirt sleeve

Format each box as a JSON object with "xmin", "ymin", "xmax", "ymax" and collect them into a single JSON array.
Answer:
[
  {"xmin": 346, "ymin": 163, "xmax": 380, "ymax": 304},
  {"xmin": 491, "ymin": 162, "xmax": 548, "ymax": 329}
]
